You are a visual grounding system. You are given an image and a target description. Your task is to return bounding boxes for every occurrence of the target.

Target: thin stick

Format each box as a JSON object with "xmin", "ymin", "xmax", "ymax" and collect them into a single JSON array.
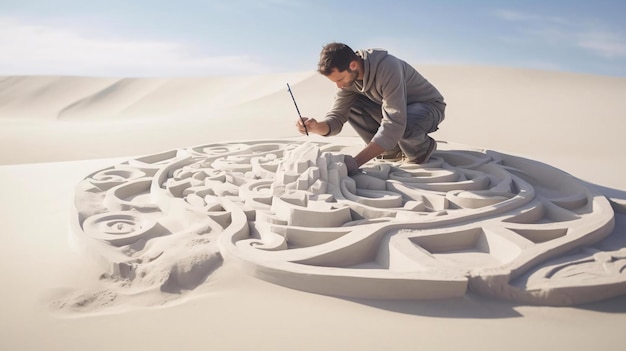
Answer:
[{"xmin": 286, "ymin": 83, "xmax": 308, "ymax": 136}]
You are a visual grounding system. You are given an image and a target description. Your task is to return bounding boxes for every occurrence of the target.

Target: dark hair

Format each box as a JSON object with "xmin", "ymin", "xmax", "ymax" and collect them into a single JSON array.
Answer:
[{"xmin": 317, "ymin": 42, "xmax": 359, "ymax": 76}]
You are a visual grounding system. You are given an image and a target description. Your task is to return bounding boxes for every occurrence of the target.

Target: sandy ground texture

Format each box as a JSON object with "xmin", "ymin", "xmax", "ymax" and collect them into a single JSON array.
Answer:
[{"xmin": 1, "ymin": 66, "xmax": 626, "ymax": 350}]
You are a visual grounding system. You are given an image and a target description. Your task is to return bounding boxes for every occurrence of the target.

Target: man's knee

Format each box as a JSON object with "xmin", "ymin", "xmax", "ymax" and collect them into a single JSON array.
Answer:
[{"xmin": 406, "ymin": 102, "xmax": 442, "ymax": 135}]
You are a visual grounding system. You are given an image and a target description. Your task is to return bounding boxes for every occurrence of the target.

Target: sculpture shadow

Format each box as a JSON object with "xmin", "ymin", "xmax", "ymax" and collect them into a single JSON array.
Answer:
[
  {"xmin": 578, "ymin": 294, "xmax": 626, "ymax": 313},
  {"xmin": 346, "ymin": 291, "xmax": 626, "ymax": 318},
  {"xmin": 587, "ymin": 181, "xmax": 626, "ymax": 205},
  {"xmin": 344, "ymin": 293, "xmax": 523, "ymax": 319}
]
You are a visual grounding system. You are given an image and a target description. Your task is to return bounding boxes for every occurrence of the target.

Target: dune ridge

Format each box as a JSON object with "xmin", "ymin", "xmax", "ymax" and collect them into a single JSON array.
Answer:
[{"xmin": 0, "ymin": 71, "xmax": 318, "ymax": 121}]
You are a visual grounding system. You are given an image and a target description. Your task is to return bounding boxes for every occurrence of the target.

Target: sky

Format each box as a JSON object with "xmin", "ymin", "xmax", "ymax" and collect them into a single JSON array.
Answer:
[{"xmin": 1, "ymin": 0, "xmax": 625, "ymax": 77}]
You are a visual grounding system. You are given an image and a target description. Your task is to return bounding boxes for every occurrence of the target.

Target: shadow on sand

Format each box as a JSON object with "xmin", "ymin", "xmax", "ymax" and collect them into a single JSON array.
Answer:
[
  {"xmin": 344, "ymin": 293, "xmax": 524, "ymax": 319},
  {"xmin": 344, "ymin": 290, "xmax": 626, "ymax": 319}
]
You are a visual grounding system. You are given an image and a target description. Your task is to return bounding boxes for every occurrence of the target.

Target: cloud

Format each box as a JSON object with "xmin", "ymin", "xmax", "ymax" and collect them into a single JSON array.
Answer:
[
  {"xmin": 492, "ymin": 9, "xmax": 568, "ymax": 25},
  {"xmin": 575, "ymin": 30, "xmax": 626, "ymax": 59},
  {"xmin": 0, "ymin": 17, "xmax": 274, "ymax": 76},
  {"xmin": 492, "ymin": 9, "xmax": 626, "ymax": 59}
]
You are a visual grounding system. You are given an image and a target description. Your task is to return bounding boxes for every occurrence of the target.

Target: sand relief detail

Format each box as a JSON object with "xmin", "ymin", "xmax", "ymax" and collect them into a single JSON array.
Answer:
[{"xmin": 65, "ymin": 139, "xmax": 626, "ymax": 311}]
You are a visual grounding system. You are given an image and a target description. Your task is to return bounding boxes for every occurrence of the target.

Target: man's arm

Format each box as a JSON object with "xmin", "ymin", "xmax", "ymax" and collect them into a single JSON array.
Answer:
[
  {"xmin": 370, "ymin": 58, "xmax": 408, "ymax": 151},
  {"xmin": 354, "ymin": 142, "xmax": 385, "ymax": 167}
]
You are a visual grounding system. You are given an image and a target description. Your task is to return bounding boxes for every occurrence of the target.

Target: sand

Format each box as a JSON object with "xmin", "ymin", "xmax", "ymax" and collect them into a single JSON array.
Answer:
[{"xmin": 1, "ymin": 65, "xmax": 626, "ymax": 350}]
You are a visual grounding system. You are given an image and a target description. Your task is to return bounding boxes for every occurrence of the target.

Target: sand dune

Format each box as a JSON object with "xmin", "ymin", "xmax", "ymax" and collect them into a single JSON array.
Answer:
[
  {"xmin": 1, "ymin": 65, "xmax": 626, "ymax": 350},
  {"xmin": 0, "ymin": 72, "xmax": 318, "ymax": 121},
  {"xmin": 1, "ymin": 66, "xmax": 625, "ymax": 192}
]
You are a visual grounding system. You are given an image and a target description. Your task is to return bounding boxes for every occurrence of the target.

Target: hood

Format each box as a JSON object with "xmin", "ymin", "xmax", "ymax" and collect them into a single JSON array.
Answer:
[{"xmin": 356, "ymin": 49, "xmax": 388, "ymax": 92}]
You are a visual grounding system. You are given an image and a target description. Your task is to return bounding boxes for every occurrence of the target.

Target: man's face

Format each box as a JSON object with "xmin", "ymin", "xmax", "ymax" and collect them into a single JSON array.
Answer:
[{"xmin": 327, "ymin": 66, "xmax": 358, "ymax": 89}]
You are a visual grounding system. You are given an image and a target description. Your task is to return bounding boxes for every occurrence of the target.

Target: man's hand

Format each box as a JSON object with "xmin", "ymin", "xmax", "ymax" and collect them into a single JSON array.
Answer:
[
  {"xmin": 296, "ymin": 117, "xmax": 330, "ymax": 136},
  {"xmin": 354, "ymin": 142, "xmax": 386, "ymax": 167},
  {"xmin": 344, "ymin": 155, "xmax": 360, "ymax": 175}
]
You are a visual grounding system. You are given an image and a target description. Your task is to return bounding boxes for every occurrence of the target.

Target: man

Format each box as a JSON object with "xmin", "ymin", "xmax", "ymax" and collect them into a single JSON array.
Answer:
[{"xmin": 296, "ymin": 42, "xmax": 446, "ymax": 174}]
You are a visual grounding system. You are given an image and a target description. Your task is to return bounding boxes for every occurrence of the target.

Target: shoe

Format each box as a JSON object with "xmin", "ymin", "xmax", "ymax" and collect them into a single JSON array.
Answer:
[
  {"xmin": 411, "ymin": 137, "xmax": 437, "ymax": 164},
  {"xmin": 377, "ymin": 147, "xmax": 404, "ymax": 161}
]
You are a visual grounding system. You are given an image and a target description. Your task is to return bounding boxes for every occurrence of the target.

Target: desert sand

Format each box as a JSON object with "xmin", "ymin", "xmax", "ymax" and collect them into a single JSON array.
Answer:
[{"xmin": 1, "ymin": 65, "xmax": 626, "ymax": 350}]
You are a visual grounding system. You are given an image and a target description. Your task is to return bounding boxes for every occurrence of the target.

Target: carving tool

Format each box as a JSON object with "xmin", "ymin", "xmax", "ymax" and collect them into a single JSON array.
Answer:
[{"xmin": 286, "ymin": 83, "xmax": 308, "ymax": 136}]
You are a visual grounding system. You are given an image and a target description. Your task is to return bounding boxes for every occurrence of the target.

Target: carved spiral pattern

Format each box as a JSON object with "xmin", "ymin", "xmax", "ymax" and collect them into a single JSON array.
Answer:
[
  {"xmin": 82, "ymin": 212, "xmax": 163, "ymax": 246},
  {"xmin": 71, "ymin": 139, "xmax": 624, "ymax": 306}
]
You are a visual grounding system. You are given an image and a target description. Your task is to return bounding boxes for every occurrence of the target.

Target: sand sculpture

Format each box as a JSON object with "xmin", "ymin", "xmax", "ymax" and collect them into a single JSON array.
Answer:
[{"xmin": 69, "ymin": 139, "xmax": 626, "ymax": 308}]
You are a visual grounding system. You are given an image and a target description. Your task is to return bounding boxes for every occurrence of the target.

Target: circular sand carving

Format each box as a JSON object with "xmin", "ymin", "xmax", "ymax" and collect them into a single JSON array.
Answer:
[{"xmin": 71, "ymin": 139, "xmax": 625, "ymax": 306}]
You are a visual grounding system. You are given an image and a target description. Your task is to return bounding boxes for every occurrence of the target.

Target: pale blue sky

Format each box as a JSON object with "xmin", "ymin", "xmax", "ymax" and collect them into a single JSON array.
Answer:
[{"xmin": 1, "ymin": 0, "xmax": 625, "ymax": 77}]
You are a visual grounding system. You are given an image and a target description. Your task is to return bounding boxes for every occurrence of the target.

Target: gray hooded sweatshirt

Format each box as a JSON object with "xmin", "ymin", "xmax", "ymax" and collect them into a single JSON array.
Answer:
[{"xmin": 322, "ymin": 49, "xmax": 445, "ymax": 150}]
